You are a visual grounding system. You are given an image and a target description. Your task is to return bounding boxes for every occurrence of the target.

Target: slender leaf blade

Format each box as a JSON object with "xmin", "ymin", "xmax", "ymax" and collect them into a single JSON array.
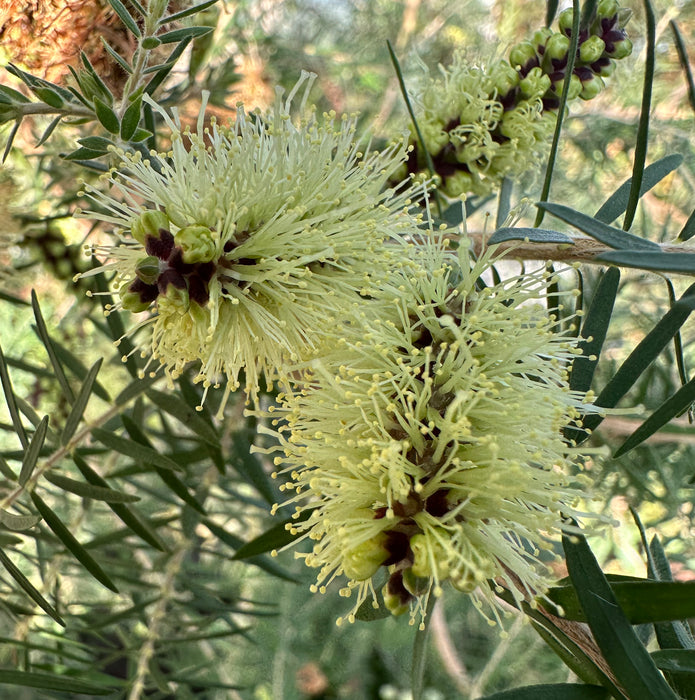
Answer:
[
  {"xmin": 0, "ymin": 549, "xmax": 64, "ymax": 625},
  {"xmin": 30, "ymin": 492, "xmax": 118, "ymax": 592},
  {"xmin": 478, "ymin": 685, "xmax": 610, "ymax": 700},
  {"xmin": 90, "ymin": 427, "xmax": 182, "ymax": 472},
  {"xmin": 563, "ymin": 532, "xmax": 679, "ymax": 700},
  {"xmin": 107, "ymin": 0, "xmax": 141, "ymax": 36},
  {"xmin": 44, "ymin": 472, "xmax": 139, "ymax": 503},
  {"xmin": 0, "ymin": 670, "xmax": 115, "ymax": 694},
  {"xmin": 0, "ymin": 344, "xmax": 28, "ymax": 448},
  {"xmin": 61, "ymin": 359, "xmax": 102, "ymax": 445},
  {"xmin": 538, "ymin": 203, "xmax": 660, "ymax": 250},
  {"xmin": 489, "ymin": 228, "xmax": 574, "ymax": 245},
  {"xmin": 19, "ymin": 416, "xmax": 49, "ymax": 487}
]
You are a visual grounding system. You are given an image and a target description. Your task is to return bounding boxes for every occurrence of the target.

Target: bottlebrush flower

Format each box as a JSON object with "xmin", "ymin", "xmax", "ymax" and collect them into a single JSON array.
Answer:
[
  {"xmin": 261, "ymin": 233, "xmax": 603, "ymax": 627},
  {"xmin": 78, "ymin": 73, "xmax": 423, "ymax": 409}
]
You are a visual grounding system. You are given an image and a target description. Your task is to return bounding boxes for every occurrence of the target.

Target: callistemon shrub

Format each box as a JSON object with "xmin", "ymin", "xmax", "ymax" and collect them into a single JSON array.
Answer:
[
  {"xmin": 262, "ymin": 234, "xmax": 603, "ymax": 627},
  {"xmin": 78, "ymin": 73, "xmax": 424, "ymax": 409}
]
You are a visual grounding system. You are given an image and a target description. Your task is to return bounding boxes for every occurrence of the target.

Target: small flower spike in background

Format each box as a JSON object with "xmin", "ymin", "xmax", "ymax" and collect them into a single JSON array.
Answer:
[
  {"xmin": 262, "ymin": 232, "xmax": 604, "ymax": 628},
  {"xmin": 401, "ymin": 0, "xmax": 633, "ymax": 198},
  {"xmin": 79, "ymin": 73, "xmax": 424, "ymax": 410}
]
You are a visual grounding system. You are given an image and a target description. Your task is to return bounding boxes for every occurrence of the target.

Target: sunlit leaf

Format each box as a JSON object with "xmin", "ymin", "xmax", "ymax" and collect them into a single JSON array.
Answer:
[
  {"xmin": 488, "ymin": 227, "xmax": 574, "ymax": 245},
  {"xmin": 61, "ymin": 359, "xmax": 102, "ymax": 445},
  {"xmin": 18, "ymin": 415, "xmax": 48, "ymax": 487}
]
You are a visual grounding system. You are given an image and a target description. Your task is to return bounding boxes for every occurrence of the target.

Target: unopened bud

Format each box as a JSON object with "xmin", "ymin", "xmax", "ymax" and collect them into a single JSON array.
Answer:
[
  {"xmin": 175, "ymin": 225, "xmax": 217, "ymax": 264},
  {"xmin": 616, "ymin": 7, "xmax": 632, "ymax": 29},
  {"xmin": 544, "ymin": 33, "xmax": 571, "ymax": 65},
  {"xmin": 382, "ymin": 572, "xmax": 412, "ymax": 617},
  {"xmin": 402, "ymin": 567, "xmax": 430, "ymax": 597},
  {"xmin": 410, "ymin": 531, "xmax": 451, "ymax": 580},
  {"xmin": 596, "ymin": 0, "xmax": 619, "ymax": 21},
  {"xmin": 132, "ymin": 210, "xmax": 169, "ymax": 244},
  {"xmin": 531, "ymin": 28, "xmax": 553, "ymax": 53},
  {"xmin": 592, "ymin": 57, "xmax": 616, "ymax": 77},
  {"xmin": 520, "ymin": 66, "xmax": 552, "ymax": 99},
  {"xmin": 135, "ymin": 255, "xmax": 160, "ymax": 285},
  {"xmin": 605, "ymin": 35, "xmax": 632, "ymax": 60},
  {"xmin": 420, "ymin": 122, "xmax": 448, "ymax": 155},
  {"xmin": 509, "ymin": 41, "xmax": 538, "ymax": 70},
  {"xmin": 342, "ymin": 534, "xmax": 388, "ymax": 581},
  {"xmin": 555, "ymin": 73, "xmax": 583, "ymax": 100},
  {"xmin": 579, "ymin": 73, "xmax": 605, "ymax": 100},
  {"xmin": 558, "ymin": 8, "xmax": 575, "ymax": 37},
  {"xmin": 579, "ymin": 35, "xmax": 606, "ymax": 64},
  {"xmin": 492, "ymin": 60, "xmax": 519, "ymax": 97},
  {"xmin": 120, "ymin": 282, "xmax": 152, "ymax": 313}
]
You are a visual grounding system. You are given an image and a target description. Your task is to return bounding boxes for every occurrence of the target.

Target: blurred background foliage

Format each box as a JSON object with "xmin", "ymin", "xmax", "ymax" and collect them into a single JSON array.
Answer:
[{"xmin": 0, "ymin": 0, "xmax": 694, "ymax": 698}]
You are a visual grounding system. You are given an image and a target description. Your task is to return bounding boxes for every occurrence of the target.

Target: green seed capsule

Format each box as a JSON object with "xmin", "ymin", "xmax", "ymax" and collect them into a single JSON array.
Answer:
[{"xmin": 579, "ymin": 35, "xmax": 606, "ymax": 64}]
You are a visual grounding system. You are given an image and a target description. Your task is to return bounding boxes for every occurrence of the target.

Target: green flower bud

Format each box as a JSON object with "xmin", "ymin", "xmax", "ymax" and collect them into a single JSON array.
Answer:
[
  {"xmin": 579, "ymin": 73, "xmax": 605, "ymax": 100},
  {"xmin": 553, "ymin": 73, "xmax": 582, "ymax": 100},
  {"xmin": 544, "ymin": 33, "xmax": 571, "ymax": 64},
  {"xmin": 119, "ymin": 282, "xmax": 152, "ymax": 313},
  {"xmin": 593, "ymin": 58, "xmax": 616, "ymax": 78},
  {"xmin": 451, "ymin": 568, "xmax": 478, "ymax": 593},
  {"xmin": 175, "ymin": 225, "xmax": 217, "ymax": 264},
  {"xmin": 492, "ymin": 60, "xmax": 519, "ymax": 97},
  {"xmin": 342, "ymin": 534, "xmax": 388, "ymax": 581},
  {"xmin": 381, "ymin": 581, "xmax": 411, "ymax": 617},
  {"xmin": 531, "ymin": 28, "xmax": 553, "ymax": 53},
  {"xmin": 410, "ymin": 531, "xmax": 451, "ymax": 580},
  {"xmin": 440, "ymin": 171, "xmax": 475, "ymax": 199},
  {"xmin": 605, "ymin": 35, "xmax": 632, "ymax": 60},
  {"xmin": 401, "ymin": 567, "xmax": 430, "ymax": 597},
  {"xmin": 579, "ymin": 35, "xmax": 606, "ymax": 64},
  {"xmin": 520, "ymin": 66, "xmax": 552, "ymax": 99},
  {"xmin": 509, "ymin": 41, "xmax": 538, "ymax": 70},
  {"xmin": 596, "ymin": 0, "xmax": 619, "ymax": 21},
  {"xmin": 558, "ymin": 8, "xmax": 575, "ymax": 36},
  {"xmin": 135, "ymin": 255, "xmax": 161, "ymax": 285},
  {"xmin": 131, "ymin": 210, "xmax": 169, "ymax": 244}
]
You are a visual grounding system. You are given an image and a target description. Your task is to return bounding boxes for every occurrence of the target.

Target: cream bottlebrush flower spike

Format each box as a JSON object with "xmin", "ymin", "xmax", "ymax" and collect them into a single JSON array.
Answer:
[
  {"xmin": 400, "ymin": 0, "xmax": 633, "ymax": 198},
  {"xmin": 261, "ymin": 233, "xmax": 604, "ymax": 628},
  {"xmin": 78, "ymin": 72, "xmax": 423, "ymax": 410}
]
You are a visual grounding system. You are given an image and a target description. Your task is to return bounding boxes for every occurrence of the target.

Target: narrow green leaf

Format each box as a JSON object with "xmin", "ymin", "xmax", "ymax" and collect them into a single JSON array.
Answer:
[
  {"xmin": 229, "ymin": 432, "xmax": 276, "ymax": 505},
  {"xmin": 411, "ymin": 594, "xmax": 436, "ymax": 700},
  {"xmin": 120, "ymin": 96, "xmax": 141, "ymax": 141},
  {"xmin": 80, "ymin": 51, "xmax": 113, "ymax": 104},
  {"xmin": 545, "ymin": 0, "xmax": 560, "ymax": 26},
  {"xmin": 548, "ymin": 580, "xmax": 695, "ymax": 624},
  {"xmin": 0, "ymin": 549, "xmax": 64, "ymax": 625},
  {"xmin": 90, "ymin": 427, "xmax": 182, "ymax": 472},
  {"xmin": 107, "ymin": 0, "xmax": 141, "ymax": 36},
  {"xmin": 72, "ymin": 454, "xmax": 167, "ymax": 551},
  {"xmin": 570, "ymin": 267, "xmax": 620, "ymax": 393},
  {"xmin": 489, "ymin": 227, "xmax": 574, "ymax": 245},
  {"xmin": 652, "ymin": 650, "xmax": 695, "ymax": 674},
  {"xmin": 203, "ymin": 519, "xmax": 298, "ymax": 582},
  {"xmin": 671, "ymin": 20, "xmax": 695, "ymax": 113},
  {"xmin": 578, "ymin": 282, "xmax": 695, "ymax": 436},
  {"xmin": 386, "ymin": 39, "xmax": 442, "ymax": 218},
  {"xmin": 121, "ymin": 415, "xmax": 206, "ymax": 513},
  {"xmin": 93, "ymin": 97, "xmax": 120, "ymax": 134},
  {"xmin": 49, "ymin": 339, "xmax": 110, "ymax": 402},
  {"xmin": 31, "ymin": 290, "xmax": 75, "ymax": 403},
  {"xmin": 35, "ymin": 115, "xmax": 62, "ymax": 147},
  {"xmin": 0, "ymin": 669, "xmax": 115, "ymax": 694},
  {"xmin": 146, "ymin": 388, "xmax": 218, "ymax": 445},
  {"xmin": 145, "ymin": 38, "xmax": 193, "ymax": 95},
  {"xmin": 99, "ymin": 38, "xmax": 133, "ymax": 74},
  {"xmin": 19, "ymin": 416, "xmax": 48, "ymax": 486},
  {"xmin": 479, "ymin": 685, "xmax": 610, "ymax": 700},
  {"xmin": 0, "ymin": 84, "xmax": 30, "ymax": 103},
  {"xmin": 0, "ymin": 511, "xmax": 41, "ymax": 531},
  {"xmin": 538, "ymin": 203, "xmax": 660, "ymax": 250},
  {"xmin": 0, "ymin": 344, "xmax": 28, "ymax": 448},
  {"xmin": 563, "ymin": 532, "xmax": 679, "ymax": 700},
  {"xmin": 533, "ymin": 0, "xmax": 579, "ymax": 228},
  {"xmin": 61, "ymin": 359, "xmax": 102, "ymax": 445},
  {"xmin": 598, "ymin": 250, "xmax": 695, "ymax": 273},
  {"xmin": 678, "ymin": 208, "xmax": 695, "ymax": 242},
  {"xmin": 30, "ymin": 492, "xmax": 118, "ymax": 592},
  {"xmin": 77, "ymin": 136, "xmax": 114, "ymax": 151},
  {"xmin": 2, "ymin": 119, "xmax": 22, "ymax": 164},
  {"xmin": 232, "ymin": 510, "xmax": 314, "ymax": 560},
  {"xmin": 44, "ymin": 472, "xmax": 139, "ymax": 503},
  {"xmin": 594, "ymin": 155, "xmax": 683, "ymax": 224},
  {"xmin": 63, "ymin": 146, "xmax": 108, "ymax": 161},
  {"xmin": 160, "ymin": 0, "xmax": 219, "ymax": 24},
  {"xmin": 114, "ymin": 372, "xmax": 159, "ymax": 406},
  {"xmin": 614, "ymin": 375, "xmax": 695, "ymax": 457},
  {"xmin": 32, "ymin": 87, "xmax": 64, "ymax": 108},
  {"xmin": 157, "ymin": 26, "xmax": 213, "ymax": 44},
  {"xmin": 623, "ymin": 0, "xmax": 656, "ymax": 231}
]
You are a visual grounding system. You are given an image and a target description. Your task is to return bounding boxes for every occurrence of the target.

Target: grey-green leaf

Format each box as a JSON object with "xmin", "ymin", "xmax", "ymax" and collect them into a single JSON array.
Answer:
[
  {"xmin": 598, "ymin": 250, "xmax": 695, "ymax": 274},
  {"xmin": 0, "ymin": 549, "xmax": 64, "ymax": 625},
  {"xmin": 538, "ymin": 202, "xmax": 660, "ymax": 250},
  {"xmin": 19, "ymin": 415, "xmax": 48, "ymax": 487},
  {"xmin": 0, "ymin": 510, "xmax": 41, "ymax": 531},
  {"xmin": 93, "ymin": 97, "xmax": 120, "ymax": 133},
  {"xmin": 44, "ymin": 472, "xmax": 140, "ymax": 503},
  {"xmin": 30, "ymin": 492, "xmax": 118, "ymax": 592},
  {"xmin": 488, "ymin": 227, "xmax": 575, "ymax": 245},
  {"xmin": 61, "ymin": 358, "xmax": 102, "ymax": 445}
]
